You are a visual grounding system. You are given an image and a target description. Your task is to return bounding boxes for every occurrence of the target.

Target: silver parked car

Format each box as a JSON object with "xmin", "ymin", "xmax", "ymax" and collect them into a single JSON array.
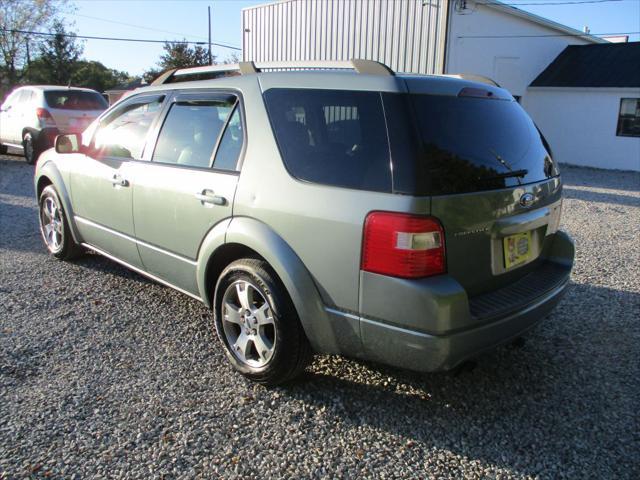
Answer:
[
  {"xmin": 0, "ymin": 85, "xmax": 107, "ymax": 164},
  {"xmin": 34, "ymin": 60, "xmax": 574, "ymax": 385}
]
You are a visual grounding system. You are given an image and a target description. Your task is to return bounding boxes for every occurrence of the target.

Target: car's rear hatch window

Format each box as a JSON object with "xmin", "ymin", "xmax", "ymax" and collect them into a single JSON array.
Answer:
[
  {"xmin": 44, "ymin": 90, "xmax": 107, "ymax": 111},
  {"xmin": 385, "ymin": 90, "xmax": 558, "ymax": 196}
]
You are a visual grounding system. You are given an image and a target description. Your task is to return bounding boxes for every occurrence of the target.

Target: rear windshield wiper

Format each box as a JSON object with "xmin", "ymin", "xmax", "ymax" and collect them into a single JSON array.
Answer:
[{"xmin": 481, "ymin": 169, "xmax": 529, "ymax": 181}]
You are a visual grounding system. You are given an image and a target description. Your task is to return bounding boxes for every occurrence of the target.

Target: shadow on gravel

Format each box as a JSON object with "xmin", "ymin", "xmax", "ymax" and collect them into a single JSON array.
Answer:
[
  {"xmin": 73, "ymin": 252, "xmax": 154, "ymax": 285},
  {"xmin": 0, "ymin": 200, "xmax": 42, "ymax": 253},
  {"xmin": 281, "ymin": 282, "xmax": 640, "ymax": 477},
  {"xmin": 0, "ymin": 155, "xmax": 35, "ymax": 199},
  {"xmin": 563, "ymin": 187, "xmax": 640, "ymax": 208}
]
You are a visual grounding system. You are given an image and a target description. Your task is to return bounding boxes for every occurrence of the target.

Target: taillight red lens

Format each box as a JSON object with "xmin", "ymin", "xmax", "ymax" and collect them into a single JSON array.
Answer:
[
  {"xmin": 36, "ymin": 108, "xmax": 56, "ymax": 128},
  {"xmin": 36, "ymin": 108, "xmax": 53, "ymax": 119},
  {"xmin": 361, "ymin": 212, "xmax": 446, "ymax": 278}
]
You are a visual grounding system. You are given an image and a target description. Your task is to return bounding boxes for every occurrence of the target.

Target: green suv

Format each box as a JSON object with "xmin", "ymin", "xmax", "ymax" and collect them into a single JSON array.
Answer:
[{"xmin": 34, "ymin": 60, "xmax": 574, "ymax": 385}]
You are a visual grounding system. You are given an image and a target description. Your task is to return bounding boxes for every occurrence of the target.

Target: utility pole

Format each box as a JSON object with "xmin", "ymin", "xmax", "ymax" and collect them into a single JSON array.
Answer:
[{"xmin": 208, "ymin": 5, "xmax": 212, "ymax": 65}]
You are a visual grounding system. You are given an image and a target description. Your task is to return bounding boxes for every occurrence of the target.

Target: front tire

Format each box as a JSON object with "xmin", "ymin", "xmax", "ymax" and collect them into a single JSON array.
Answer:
[
  {"xmin": 38, "ymin": 185, "xmax": 82, "ymax": 260},
  {"xmin": 23, "ymin": 131, "xmax": 40, "ymax": 165},
  {"xmin": 213, "ymin": 258, "xmax": 312, "ymax": 385}
]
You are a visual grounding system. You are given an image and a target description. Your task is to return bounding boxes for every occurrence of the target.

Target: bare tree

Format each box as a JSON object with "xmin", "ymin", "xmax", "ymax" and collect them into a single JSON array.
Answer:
[
  {"xmin": 0, "ymin": 0, "xmax": 71, "ymax": 88},
  {"xmin": 223, "ymin": 52, "xmax": 241, "ymax": 64}
]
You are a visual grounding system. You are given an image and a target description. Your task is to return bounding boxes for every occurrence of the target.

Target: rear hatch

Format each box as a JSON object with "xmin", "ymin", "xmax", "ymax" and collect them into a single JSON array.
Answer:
[
  {"xmin": 400, "ymin": 78, "xmax": 562, "ymax": 296},
  {"xmin": 44, "ymin": 90, "xmax": 107, "ymax": 132}
]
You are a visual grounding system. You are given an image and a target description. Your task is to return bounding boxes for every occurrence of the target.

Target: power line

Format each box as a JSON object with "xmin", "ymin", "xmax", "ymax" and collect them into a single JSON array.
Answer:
[
  {"xmin": 67, "ymin": 12, "xmax": 210, "ymax": 41},
  {"xmin": 458, "ymin": 31, "xmax": 640, "ymax": 38},
  {"xmin": 66, "ymin": 12, "xmax": 240, "ymax": 48},
  {"xmin": 0, "ymin": 28, "xmax": 242, "ymax": 51}
]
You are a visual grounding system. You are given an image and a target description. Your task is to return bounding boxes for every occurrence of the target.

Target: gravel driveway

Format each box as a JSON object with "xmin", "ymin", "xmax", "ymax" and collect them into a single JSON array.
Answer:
[{"xmin": 1, "ymin": 152, "xmax": 638, "ymax": 479}]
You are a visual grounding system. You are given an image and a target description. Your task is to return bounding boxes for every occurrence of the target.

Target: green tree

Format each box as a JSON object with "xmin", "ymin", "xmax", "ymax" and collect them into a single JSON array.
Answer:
[
  {"xmin": 71, "ymin": 60, "xmax": 130, "ymax": 92},
  {"xmin": 27, "ymin": 57, "xmax": 130, "ymax": 93},
  {"xmin": 144, "ymin": 40, "xmax": 213, "ymax": 83},
  {"xmin": 0, "ymin": 0, "xmax": 71, "ymax": 90},
  {"xmin": 35, "ymin": 19, "xmax": 83, "ymax": 85}
]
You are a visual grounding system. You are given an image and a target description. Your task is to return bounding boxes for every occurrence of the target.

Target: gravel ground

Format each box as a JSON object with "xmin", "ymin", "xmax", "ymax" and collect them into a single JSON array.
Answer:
[{"xmin": 1, "ymin": 152, "xmax": 639, "ymax": 479}]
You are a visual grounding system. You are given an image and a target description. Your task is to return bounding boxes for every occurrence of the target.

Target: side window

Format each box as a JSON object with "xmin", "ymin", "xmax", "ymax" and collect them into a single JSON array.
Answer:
[
  {"xmin": 152, "ymin": 98, "xmax": 234, "ymax": 168},
  {"xmin": 617, "ymin": 98, "xmax": 640, "ymax": 137},
  {"xmin": 213, "ymin": 106, "xmax": 244, "ymax": 171},
  {"xmin": 324, "ymin": 105, "xmax": 361, "ymax": 147},
  {"xmin": 93, "ymin": 95, "xmax": 165, "ymax": 159},
  {"xmin": 13, "ymin": 90, "xmax": 28, "ymax": 107},
  {"xmin": 263, "ymin": 88, "xmax": 391, "ymax": 192},
  {"xmin": 17, "ymin": 90, "xmax": 30, "ymax": 106}
]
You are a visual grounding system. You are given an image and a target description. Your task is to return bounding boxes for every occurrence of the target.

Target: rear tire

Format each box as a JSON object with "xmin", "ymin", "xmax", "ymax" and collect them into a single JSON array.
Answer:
[
  {"xmin": 38, "ymin": 185, "xmax": 83, "ymax": 260},
  {"xmin": 0, "ymin": 144, "xmax": 7, "ymax": 155},
  {"xmin": 213, "ymin": 258, "xmax": 312, "ymax": 385},
  {"xmin": 23, "ymin": 131, "xmax": 40, "ymax": 165}
]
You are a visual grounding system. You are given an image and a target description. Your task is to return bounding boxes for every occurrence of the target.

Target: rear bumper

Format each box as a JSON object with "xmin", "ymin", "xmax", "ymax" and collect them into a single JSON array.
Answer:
[
  {"xmin": 357, "ymin": 230, "xmax": 574, "ymax": 372},
  {"xmin": 360, "ymin": 275, "xmax": 568, "ymax": 371}
]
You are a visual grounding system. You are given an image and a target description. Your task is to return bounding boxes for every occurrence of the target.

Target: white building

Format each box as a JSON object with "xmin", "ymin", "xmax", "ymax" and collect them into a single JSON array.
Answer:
[
  {"xmin": 524, "ymin": 43, "xmax": 640, "ymax": 172},
  {"xmin": 242, "ymin": 0, "xmax": 640, "ymax": 170},
  {"xmin": 242, "ymin": 0, "xmax": 602, "ymax": 100}
]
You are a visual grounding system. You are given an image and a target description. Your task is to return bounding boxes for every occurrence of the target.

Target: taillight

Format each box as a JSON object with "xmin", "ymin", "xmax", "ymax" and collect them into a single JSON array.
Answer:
[
  {"xmin": 361, "ymin": 212, "xmax": 446, "ymax": 279},
  {"xmin": 36, "ymin": 108, "xmax": 56, "ymax": 128}
]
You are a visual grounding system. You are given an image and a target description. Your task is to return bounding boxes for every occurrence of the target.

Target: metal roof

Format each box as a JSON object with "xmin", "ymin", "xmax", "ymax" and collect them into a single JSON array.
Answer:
[
  {"xmin": 530, "ymin": 42, "xmax": 640, "ymax": 88},
  {"xmin": 485, "ymin": 1, "xmax": 604, "ymax": 44}
]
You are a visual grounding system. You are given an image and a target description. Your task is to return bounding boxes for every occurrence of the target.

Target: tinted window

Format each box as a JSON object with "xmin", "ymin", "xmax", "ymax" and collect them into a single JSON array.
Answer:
[
  {"xmin": 213, "ymin": 106, "xmax": 244, "ymax": 171},
  {"xmin": 617, "ymin": 98, "xmax": 640, "ymax": 137},
  {"xmin": 45, "ymin": 90, "xmax": 107, "ymax": 110},
  {"xmin": 387, "ymin": 93, "xmax": 557, "ymax": 195},
  {"xmin": 152, "ymin": 99, "xmax": 234, "ymax": 168},
  {"xmin": 263, "ymin": 88, "xmax": 391, "ymax": 192},
  {"xmin": 94, "ymin": 95, "xmax": 164, "ymax": 159}
]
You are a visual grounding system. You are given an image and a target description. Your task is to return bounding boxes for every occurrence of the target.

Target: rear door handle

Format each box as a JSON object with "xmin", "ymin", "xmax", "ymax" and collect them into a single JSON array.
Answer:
[
  {"xmin": 111, "ymin": 174, "xmax": 129, "ymax": 187},
  {"xmin": 195, "ymin": 189, "xmax": 226, "ymax": 206}
]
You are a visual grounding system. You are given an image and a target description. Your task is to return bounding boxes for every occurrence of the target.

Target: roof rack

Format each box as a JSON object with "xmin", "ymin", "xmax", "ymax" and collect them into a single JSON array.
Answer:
[
  {"xmin": 444, "ymin": 74, "xmax": 501, "ymax": 87},
  {"xmin": 151, "ymin": 59, "xmax": 394, "ymax": 85}
]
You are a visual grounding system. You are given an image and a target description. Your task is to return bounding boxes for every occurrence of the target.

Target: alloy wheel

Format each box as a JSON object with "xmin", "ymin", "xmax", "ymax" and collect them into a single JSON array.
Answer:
[
  {"xmin": 221, "ymin": 280, "xmax": 277, "ymax": 368},
  {"xmin": 40, "ymin": 195, "xmax": 64, "ymax": 252}
]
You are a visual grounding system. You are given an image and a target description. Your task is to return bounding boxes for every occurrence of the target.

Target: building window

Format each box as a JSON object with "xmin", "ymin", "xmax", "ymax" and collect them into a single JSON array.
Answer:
[{"xmin": 617, "ymin": 98, "xmax": 640, "ymax": 137}]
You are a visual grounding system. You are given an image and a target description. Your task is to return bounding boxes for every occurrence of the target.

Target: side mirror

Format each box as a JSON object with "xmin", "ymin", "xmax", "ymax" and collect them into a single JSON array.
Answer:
[{"xmin": 55, "ymin": 133, "xmax": 81, "ymax": 154}]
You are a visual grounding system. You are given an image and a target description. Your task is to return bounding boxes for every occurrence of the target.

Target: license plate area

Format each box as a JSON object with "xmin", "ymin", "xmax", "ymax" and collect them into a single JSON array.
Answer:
[{"xmin": 503, "ymin": 231, "xmax": 532, "ymax": 269}]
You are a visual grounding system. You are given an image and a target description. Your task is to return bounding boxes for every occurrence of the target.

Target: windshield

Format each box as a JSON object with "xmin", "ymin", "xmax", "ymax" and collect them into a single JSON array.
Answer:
[
  {"xmin": 44, "ymin": 90, "xmax": 108, "ymax": 111},
  {"xmin": 405, "ymin": 94, "xmax": 557, "ymax": 195}
]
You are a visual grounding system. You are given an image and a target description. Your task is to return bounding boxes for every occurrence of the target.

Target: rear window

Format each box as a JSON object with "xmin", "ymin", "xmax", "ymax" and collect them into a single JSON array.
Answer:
[
  {"xmin": 263, "ymin": 88, "xmax": 556, "ymax": 196},
  {"xmin": 392, "ymin": 93, "xmax": 557, "ymax": 195},
  {"xmin": 44, "ymin": 90, "xmax": 107, "ymax": 111},
  {"xmin": 263, "ymin": 88, "xmax": 392, "ymax": 193}
]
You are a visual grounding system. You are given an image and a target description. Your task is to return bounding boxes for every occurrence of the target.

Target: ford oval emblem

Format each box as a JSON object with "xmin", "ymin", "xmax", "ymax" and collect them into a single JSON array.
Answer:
[{"xmin": 520, "ymin": 193, "xmax": 535, "ymax": 208}]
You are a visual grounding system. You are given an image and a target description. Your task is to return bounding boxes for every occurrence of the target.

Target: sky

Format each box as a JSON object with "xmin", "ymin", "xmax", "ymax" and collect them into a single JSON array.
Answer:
[{"xmin": 62, "ymin": 0, "xmax": 640, "ymax": 77}]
